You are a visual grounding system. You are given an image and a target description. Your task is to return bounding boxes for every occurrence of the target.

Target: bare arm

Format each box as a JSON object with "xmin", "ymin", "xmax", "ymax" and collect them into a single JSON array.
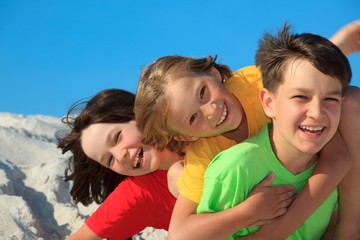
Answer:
[
  {"xmin": 66, "ymin": 224, "xmax": 102, "ymax": 240},
  {"xmin": 333, "ymin": 86, "xmax": 360, "ymax": 238},
  {"xmin": 321, "ymin": 210, "xmax": 339, "ymax": 240},
  {"xmin": 330, "ymin": 19, "xmax": 360, "ymax": 56},
  {"xmin": 168, "ymin": 174, "xmax": 295, "ymax": 240}
]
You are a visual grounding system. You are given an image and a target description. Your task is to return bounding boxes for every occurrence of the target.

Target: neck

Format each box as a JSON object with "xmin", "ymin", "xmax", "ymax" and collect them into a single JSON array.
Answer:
[
  {"xmin": 276, "ymin": 149, "xmax": 318, "ymax": 175},
  {"xmin": 223, "ymin": 115, "xmax": 248, "ymax": 143},
  {"xmin": 159, "ymin": 150, "xmax": 183, "ymax": 170},
  {"xmin": 270, "ymin": 129, "xmax": 318, "ymax": 175}
]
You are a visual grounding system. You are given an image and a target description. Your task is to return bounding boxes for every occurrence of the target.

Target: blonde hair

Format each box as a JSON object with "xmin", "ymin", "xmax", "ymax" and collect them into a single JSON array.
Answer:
[{"xmin": 135, "ymin": 55, "xmax": 231, "ymax": 152}]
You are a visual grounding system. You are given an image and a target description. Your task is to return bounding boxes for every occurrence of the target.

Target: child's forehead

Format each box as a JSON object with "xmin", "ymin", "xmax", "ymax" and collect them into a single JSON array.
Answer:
[
  {"xmin": 165, "ymin": 72, "xmax": 207, "ymax": 93},
  {"xmin": 171, "ymin": 70, "xmax": 206, "ymax": 80},
  {"xmin": 165, "ymin": 75, "xmax": 202, "ymax": 107},
  {"xmin": 282, "ymin": 60, "xmax": 342, "ymax": 90}
]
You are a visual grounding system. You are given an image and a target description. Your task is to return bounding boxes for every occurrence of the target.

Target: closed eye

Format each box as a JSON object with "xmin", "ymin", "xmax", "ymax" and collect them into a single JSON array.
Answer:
[
  {"xmin": 189, "ymin": 113, "xmax": 197, "ymax": 125},
  {"xmin": 325, "ymin": 97, "xmax": 341, "ymax": 102},
  {"xmin": 115, "ymin": 131, "xmax": 121, "ymax": 143},
  {"xmin": 108, "ymin": 131, "xmax": 122, "ymax": 167},
  {"xmin": 293, "ymin": 95, "xmax": 308, "ymax": 100},
  {"xmin": 200, "ymin": 86, "xmax": 206, "ymax": 100},
  {"xmin": 108, "ymin": 156, "xmax": 113, "ymax": 167}
]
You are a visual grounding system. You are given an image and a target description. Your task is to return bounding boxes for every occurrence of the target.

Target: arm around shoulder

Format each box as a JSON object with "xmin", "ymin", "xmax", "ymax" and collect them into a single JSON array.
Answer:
[{"xmin": 168, "ymin": 174, "xmax": 295, "ymax": 240}]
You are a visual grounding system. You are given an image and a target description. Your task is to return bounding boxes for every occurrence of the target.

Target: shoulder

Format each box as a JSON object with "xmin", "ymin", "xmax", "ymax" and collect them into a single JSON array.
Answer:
[
  {"xmin": 233, "ymin": 65, "xmax": 261, "ymax": 78},
  {"xmin": 88, "ymin": 171, "xmax": 175, "ymax": 221},
  {"xmin": 108, "ymin": 171, "xmax": 170, "ymax": 202},
  {"xmin": 227, "ymin": 65, "xmax": 263, "ymax": 89},
  {"xmin": 86, "ymin": 172, "xmax": 173, "ymax": 238},
  {"xmin": 185, "ymin": 136, "xmax": 235, "ymax": 166},
  {"xmin": 205, "ymin": 138, "xmax": 262, "ymax": 178}
]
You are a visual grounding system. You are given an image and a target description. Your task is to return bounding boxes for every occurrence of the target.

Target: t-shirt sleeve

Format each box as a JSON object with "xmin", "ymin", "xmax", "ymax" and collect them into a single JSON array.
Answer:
[
  {"xmin": 197, "ymin": 159, "xmax": 237, "ymax": 213},
  {"xmin": 85, "ymin": 178, "xmax": 150, "ymax": 240},
  {"xmin": 177, "ymin": 137, "xmax": 232, "ymax": 204},
  {"xmin": 196, "ymin": 175, "xmax": 225, "ymax": 213},
  {"xmin": 177, "ymin": 153, "xmax": 207, "ymax": 204},
  {"xmin": 196, "ymin": 148, "xmax": 252, "ymax": 214}
]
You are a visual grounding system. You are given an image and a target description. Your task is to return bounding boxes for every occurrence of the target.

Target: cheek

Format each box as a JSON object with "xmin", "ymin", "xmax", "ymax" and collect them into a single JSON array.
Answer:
[
  {"xmin": 169, "ymin": 116, "xmax": 187, "ymax": 134},
  {"xmin": 112, "ymin": 166, "xmax": 125, "ymax": 175},
  {"xmin": 148, "ymin": 151, "xmax": 161, "ymax": 170},
  {"xmin": 128, "ymin": 130, "xmax": 144, "ymax": 144},
  {"xmin": 330, "ymin": 108, "xmax": 342, "ymax": 124},
  {"xmin": 218, "ymin": 86, "xmax": 232, "ymax": 99}
]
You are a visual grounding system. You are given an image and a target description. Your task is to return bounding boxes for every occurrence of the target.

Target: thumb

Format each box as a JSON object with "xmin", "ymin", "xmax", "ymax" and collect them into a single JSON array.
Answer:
[{"xmin": 257, "ymin": 172, "xmax": 275, "ymax": 187}]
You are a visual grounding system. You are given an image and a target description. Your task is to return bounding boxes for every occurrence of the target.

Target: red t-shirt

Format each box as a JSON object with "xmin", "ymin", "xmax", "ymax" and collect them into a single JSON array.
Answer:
[{"xmin": 86, "ymin": 170, "xmax": 176, "ymax": 239}]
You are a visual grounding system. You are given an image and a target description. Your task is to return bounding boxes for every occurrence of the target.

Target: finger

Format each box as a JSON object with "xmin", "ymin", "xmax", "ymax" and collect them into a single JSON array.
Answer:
[
  {"xmin": 279, "ymin": 184, "xmax": 296, "ymax": 193},
  {"xmin": 282, "ymin": 191, "xmax": 297, "ymax": 206},
  {"xmin": 257, "ymin": 172, "xmax": 275, "ymax": 187},
  {"xmin": 274, "ymin": 187, "xmax": 297, "ymax": 204},
  {"xmin": 271, "ymin": 206, "xmax": 288, "ymax": 218},
  {"xmin": 268, "ymin": 184, "xmax": 296, "ymax": 195},
  {"xmin": 248, "ymin": 219, "xmax": 267, "ymax": 227}
]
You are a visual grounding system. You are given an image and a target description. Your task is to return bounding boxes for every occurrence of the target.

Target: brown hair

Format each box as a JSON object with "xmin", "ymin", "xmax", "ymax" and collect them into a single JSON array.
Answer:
[
  {"xmin": 57, "ymin": 89, "xmax": 135, "ymax": 205},
  {"xmin": 135, "ymin": 55, "xmax": 232, "ymax": 151},
  {"xmin": 255, "ymin": 23, "xmax": 351, "ymax": 93}
]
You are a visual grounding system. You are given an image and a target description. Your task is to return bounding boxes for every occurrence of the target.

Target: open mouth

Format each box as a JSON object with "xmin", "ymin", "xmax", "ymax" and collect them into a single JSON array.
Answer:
[
  {"xmin": 299, "ymin": 125, "xmax": 324, "ymax": 135},
  {"xmin": 133, "ymin": 147, "xmax": 144, "ymax": 168},
  {"xmin": 216, "ymin": 103, "xmax": 228, "ymax": 127}
]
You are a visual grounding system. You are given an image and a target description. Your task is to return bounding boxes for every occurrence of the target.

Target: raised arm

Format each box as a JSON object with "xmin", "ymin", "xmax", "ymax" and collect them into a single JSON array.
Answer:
[{"xmin": 330, "ymin": 19, "xmax": 360, "ymax": 56}]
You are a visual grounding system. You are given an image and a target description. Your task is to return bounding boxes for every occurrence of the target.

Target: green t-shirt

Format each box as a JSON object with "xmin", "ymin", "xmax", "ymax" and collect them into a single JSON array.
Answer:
[{"xmin": 197, "ymin": 123, "xmax": 338, "ymax": 240}]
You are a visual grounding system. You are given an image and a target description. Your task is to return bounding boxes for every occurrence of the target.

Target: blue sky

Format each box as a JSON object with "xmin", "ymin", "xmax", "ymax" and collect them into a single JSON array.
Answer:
[{"xmin": 1, "ymin": 1, "xmax": 359, "ymax": 117}]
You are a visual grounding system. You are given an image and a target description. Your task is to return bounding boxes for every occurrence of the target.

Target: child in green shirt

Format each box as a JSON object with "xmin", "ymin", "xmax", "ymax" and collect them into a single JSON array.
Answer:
[{"xmin": 197, "ymin": 23, "xmax": 351, "ymax": 239}]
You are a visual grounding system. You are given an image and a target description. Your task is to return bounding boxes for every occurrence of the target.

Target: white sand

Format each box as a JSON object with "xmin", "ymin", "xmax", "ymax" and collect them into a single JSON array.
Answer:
[{"xmin": 0, "ymin": 112, "xmax": 166, "ymax": 239}]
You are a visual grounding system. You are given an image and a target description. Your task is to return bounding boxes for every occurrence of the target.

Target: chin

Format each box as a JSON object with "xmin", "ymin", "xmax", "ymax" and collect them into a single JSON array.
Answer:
[
  {"xmin": 139, "ymin": 169, "xmax": 152, "ymax": 176},
  {"xmin": 301, "ymin": 147, "xmax": 323, "ymax": 155},
  {"xmin": 150, "ymin": 162, "xmax": 161, "ymax": 172}
]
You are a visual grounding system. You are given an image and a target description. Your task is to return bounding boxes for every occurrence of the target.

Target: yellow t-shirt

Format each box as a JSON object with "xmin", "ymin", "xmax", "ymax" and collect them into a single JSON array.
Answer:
[{"xmin": 177, "ymin": 65, "xmax": 269, "ymax": 203}]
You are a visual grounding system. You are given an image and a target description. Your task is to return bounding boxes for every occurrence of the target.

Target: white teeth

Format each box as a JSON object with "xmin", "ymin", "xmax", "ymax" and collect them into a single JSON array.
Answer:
[
  {"xmin": 299, "ymin": 126, "xmax": 324, "ymax": 132},
  {"xmin": 217, "ymin": 104, "xmax": 228, "ymax": 126},
  {"xmin": 133, "ymin": 147, "xmax": 143, "ymax": 168}
]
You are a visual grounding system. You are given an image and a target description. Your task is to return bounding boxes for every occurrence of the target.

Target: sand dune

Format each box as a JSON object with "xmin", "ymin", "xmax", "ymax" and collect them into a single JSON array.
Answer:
[{"xmin": 0, "ymin": 112, "xmax": 166, "ymax": 239}]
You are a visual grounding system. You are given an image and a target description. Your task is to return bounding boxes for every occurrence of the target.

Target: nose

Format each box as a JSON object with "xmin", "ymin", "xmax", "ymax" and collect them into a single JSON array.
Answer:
[
  {"xmin": 201, "ymin": 102, "xmax": 217, "ymax": 123},
  {"xmin": 307, "ymin": 100, "xmax": 324, "ymax": 120},
  {"xmin": 111, "ymin": 146, "xmax": 128, "ymax": 163}
]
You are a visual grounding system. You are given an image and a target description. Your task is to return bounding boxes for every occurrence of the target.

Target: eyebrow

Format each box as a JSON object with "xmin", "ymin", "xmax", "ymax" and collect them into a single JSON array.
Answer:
[{"xmin": 291, "ymin": 87, "xmax": 342, "ymax": 96}]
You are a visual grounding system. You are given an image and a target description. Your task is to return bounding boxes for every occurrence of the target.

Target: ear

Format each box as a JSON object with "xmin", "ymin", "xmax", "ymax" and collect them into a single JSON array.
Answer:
[
  {"xmin": 259, "ymin": 88, "xmax": 275, "ymax": 119},
  {"xmin": 209, "ymin": 67, "xmax": 222, "ymax": 83},
  {"xmin": 174, "ymin": 135, "xmax": 199, "ymax": 142}
]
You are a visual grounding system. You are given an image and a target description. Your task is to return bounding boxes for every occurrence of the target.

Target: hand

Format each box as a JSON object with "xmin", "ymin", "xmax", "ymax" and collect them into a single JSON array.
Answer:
[
  {"xmin": 330, "ymin": 20, "xmax": 360, "ymax": 56},
  {"xmin": 244, "ymin": 173, "xmax": 296, "ymax": 226},
  {"xmin": 235, "ymin": 217, "xmax": 291, "ymax": 240},
  {"xmin": 234, "ymin": 229, "xmax": 268, "ymax": 240},
  {"xmin": 235, "ymin": 235, "xmax": 264, "ymax": 240}
]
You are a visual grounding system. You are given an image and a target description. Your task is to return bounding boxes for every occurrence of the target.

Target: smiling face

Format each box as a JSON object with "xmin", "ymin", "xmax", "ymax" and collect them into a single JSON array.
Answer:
[
  {"xmin": 81, "ymin": 120, "xmax": 176, "ymax": 176},
  {"xmin": 166, "ymin": 69, "xmax": 243, "ymax": 139},
  {"xmin": 261, "ymin": 60, "xmax": 343, "ymax": 164}
]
